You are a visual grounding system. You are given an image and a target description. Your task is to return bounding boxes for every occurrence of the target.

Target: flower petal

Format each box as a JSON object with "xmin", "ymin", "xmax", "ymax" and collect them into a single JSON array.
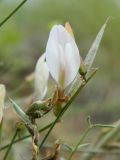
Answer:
[
  {"xmin": 64, "ymin": 43, "xmax": 80, "ymax": 87},
  {"xmin": 45, "ymin": 25, "xmax": 80, "ymax": 89},
  {"xmin": 34, "ymin": 54, "xmax": 49, "ymax": 100}
]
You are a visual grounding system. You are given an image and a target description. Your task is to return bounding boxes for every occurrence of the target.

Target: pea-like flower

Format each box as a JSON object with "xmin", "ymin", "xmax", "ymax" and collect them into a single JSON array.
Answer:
[
  {"xmin": 0, "ymin": 84, "xmax": 6, "ymax": 123},
  {"xmin": 35, "ymin": 23, "xmax": 80, "ymax": 106},
  {"xmin": 45, "ymin": 25, "xmax": 80, "ymax": 90},
  {"xmin": 34, "ymin": 54, "xmax": 49, "ymax": 100}
]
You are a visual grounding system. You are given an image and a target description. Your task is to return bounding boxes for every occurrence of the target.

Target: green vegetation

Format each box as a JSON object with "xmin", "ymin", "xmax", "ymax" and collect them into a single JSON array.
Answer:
[{"xmin": 0, "ymin": 1, "xmax": 120, "ymax": 159}]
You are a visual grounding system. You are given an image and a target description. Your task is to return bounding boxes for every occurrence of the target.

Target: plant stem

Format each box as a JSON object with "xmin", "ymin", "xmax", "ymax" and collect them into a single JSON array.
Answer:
[
  {"xmin": 68, "ymin": 128, "xmax": 90, "ymax": 160},
  {"xmin": 0, "ymin": 0, "xmax": 27, "ymax": 28},
  {"xmin": 44, "ymin": 144, "xmax": 120, "ymax": 155},
  {"xmin": 0, "ymin": 121, "xmax": 56, "ymax": 151},
  {"xmin": 39, "ymin": 69, "xmax": 98, "ymax": 149},
  {"xmin": 31, "ymin": 121, "xmax": 39, "ymax": 160},
  {"xmin": 83, "ymin": 123, "xmax": 120, "ymax": 160},
  {"xmin": 67, "ymin": 124, "xmax": 115, "ymax": 160},
  {"xmin": 3, "ymin": 129, "xmax": 18, "ymax": 160}
]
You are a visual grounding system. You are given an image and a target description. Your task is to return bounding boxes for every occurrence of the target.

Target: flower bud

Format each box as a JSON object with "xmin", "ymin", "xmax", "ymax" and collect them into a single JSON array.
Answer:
[{"xmin": 79, "ymin": 57, "xmax": 87, "ymax": 77}]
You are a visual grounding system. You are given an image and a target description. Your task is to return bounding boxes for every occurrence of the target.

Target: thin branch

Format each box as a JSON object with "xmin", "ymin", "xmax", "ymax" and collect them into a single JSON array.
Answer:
[
  {"xmin": 67, "ymin": 123, "xmax": 115, "ymax": 160},
  {"xmin": 43, "ymin": 144, "xmax": 120, "ymax": 155},
  {"xmin": 82, "ymin": 122, "xmax": 120, "ymax": 160},
  {"xmin": 0, "ymin": 0, "xmax": 28, "ymax": 28},
  {"xmin": 3, "ymin": 129, "xmax": 18, "ymax": 160},
  {"xmin": 0, "ymin": 121, "xmax": 57, "ymax": 151}
]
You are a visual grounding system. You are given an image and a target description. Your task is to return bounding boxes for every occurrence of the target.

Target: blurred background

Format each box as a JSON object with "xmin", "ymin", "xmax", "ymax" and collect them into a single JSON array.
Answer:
[{"xmin": 0, "ymin": 0, "xmax": 120, "ymax": 159}]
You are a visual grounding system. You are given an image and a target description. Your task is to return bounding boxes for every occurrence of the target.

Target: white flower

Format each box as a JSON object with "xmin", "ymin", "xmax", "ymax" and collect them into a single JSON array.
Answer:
[
  {"xmin": 0, "ymin": 84, "xmax": 6, "ymax": 123},
  {"xmin": 34, "ymin": 54, "xmax": 49, "ymax": 100},
  {"xmin": 45, "ymin": 25, "xmax": 80, "ymax": 89}
]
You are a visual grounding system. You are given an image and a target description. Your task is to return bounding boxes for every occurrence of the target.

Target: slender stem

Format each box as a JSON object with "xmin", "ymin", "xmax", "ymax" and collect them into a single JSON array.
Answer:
[
  {"xmin": 39, "ymin": 70, "xmax": 98, "ymax": 149},
  {"xmin": 68, "ymin": 128, "xmax": 90, "ymax": 160},
  {"xmin": 44, "ymin": 144, "xmax": 120, "ymax": 155},
  {"xmin": 0, "ymin": 121, "xmax": 56, "ymax": 151},
  {"xmin": 83, "ymin": 123, "xmax": 120, "ymax": 160},
  {"xmin": 0, "ymin": 0, "xmax": 27, "ymax": 28},
  {"xmin": 3, "ymin": 129, "xmax": 18, "ymax": 160},
  {"xmin": 67, "ymin": 124, "xmax": 115, "ymax": 160}
]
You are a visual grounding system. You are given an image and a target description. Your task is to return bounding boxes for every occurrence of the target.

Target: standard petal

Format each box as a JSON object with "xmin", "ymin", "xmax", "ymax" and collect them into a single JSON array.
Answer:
[
  {"xmin": 45, "ymin": 25, "xmax": 80, "ymax": 89},
  {"xmin": 0, "ymin": 84, "xmax": 6, "ymax": 123},
  {"xmin": 34, "ymin": 54, "xmax": 49, "ymax": 100},
  {"xmin": 64, "ymin": 43, "xmax": 80, "ymax": 87}
]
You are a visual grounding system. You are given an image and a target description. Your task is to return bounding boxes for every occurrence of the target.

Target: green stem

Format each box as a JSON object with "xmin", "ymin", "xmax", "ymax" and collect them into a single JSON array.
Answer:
[
  {"xmin": 39, "ymin": 69, "xmax": 98, "ymax": 149},
  {"xmin": 68, "ymin": 128, "xmax": 90, "ymax": 160},
  {"xmin": 0, "ymin": 121, "xmax": 56, "ymax": 151},
  {"xmin": 0, "ymin": 0, "xmax": 27, "ymax": 28},
  {"xmin": 67, "ymin": 124, "xmax": 115, "ymax": 160},
  {"xmin": 81, "ymin": 124, "xmax": 120, "ymax": 160},
  {"xmin": 44, "ymin": 144, "xmax": 120, "ymax": 155},
  {"xmin": 3, "ymin": 129, "xmax": 18, "ymax": 160}
]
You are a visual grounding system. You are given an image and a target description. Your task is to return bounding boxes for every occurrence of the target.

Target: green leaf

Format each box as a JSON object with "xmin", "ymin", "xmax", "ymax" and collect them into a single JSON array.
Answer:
[
  {"xmin": 84, "ymin": 17, "xmax": 110, "ymax": 71},
  {"xmin": 9, "ymin": 97, "xmax": 30, "ymax": 123},
  {"xmin": 63, "ymin": 143, "xmax": 73, "ymax": 152},
  {"xmin": 77, "ymin": 143, "xmax": 90, "ymax": 150}
]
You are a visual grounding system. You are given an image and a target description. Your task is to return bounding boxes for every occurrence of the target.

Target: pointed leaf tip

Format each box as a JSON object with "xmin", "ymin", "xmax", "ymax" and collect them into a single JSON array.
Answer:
[
  {"xmin": 63, "ymin": 143, "xmax": 73, "ymax": 152},
  {"xmin": 76, "ymin": 143, "xmax": 90, "ymax": 151},
  {"xmin": 9, "ymin": 97, "xmax": 30, "ymax": 123},
  {"xmin": 84, "ymin": 18, "xmax": 110, "ymax": 71}
]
